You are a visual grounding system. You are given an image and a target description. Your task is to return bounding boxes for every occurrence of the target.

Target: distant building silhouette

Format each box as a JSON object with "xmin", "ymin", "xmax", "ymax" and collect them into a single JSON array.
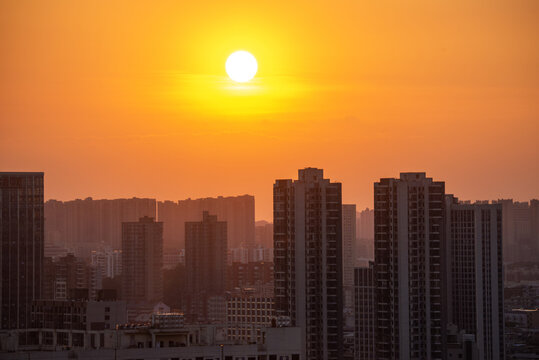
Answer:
[
  {"xmin": 0, "ymin": 172, "xmax": 44, "ymax": 332},
  {"xmin": 121, "ymin": 216, "xmax": 163, "ymax": 304},
  {"xmin": 158, "ymin": 195, "xmax": 254, "ymax": 249},
  {"xmin": 185, "ymin": 211, "xmax": 227, "ymax": 322},
  {"xmin": 356, "ymin": 208, "xmax": 374, "ymax": 262},
  {"xmin": 45, "ymin": 197, "xmax": 156, "ymax": 255},
  {"xmin": 495, "ymin": 199, "xmax": 539, "ymax": 263},
  {"xmin": 374, "ymin": 172, "xmax": 445, "ymax": 359},
  {"xmin": 255, "ymin": 220, "xmax": 273, "ymax": 248},
  {"xmin": 274, "ymin": 167, "xmax": 343, "ymax": 360},
  {"xmin": 446, "ymin": 196, "xmax": 504, "ymax": 359}
]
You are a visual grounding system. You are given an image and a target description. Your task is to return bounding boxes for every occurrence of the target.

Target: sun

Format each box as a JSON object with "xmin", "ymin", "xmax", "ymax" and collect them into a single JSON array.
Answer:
[{"xmin": 226, "ymin": 51, "xmax": 258, "ymax": 83}]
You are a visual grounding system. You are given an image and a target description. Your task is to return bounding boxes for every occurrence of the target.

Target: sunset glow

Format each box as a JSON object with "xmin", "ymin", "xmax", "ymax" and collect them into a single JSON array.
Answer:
[{"xmin": 0, "ymin": 0, "xmax": 537, "ymax": 220}]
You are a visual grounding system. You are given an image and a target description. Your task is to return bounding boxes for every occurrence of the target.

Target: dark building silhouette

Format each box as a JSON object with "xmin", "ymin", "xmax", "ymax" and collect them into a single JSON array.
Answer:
[
  {"xmin": 274, "ymin": 168, "xmax": 343, "ymax": 360},
  {"xmin": 158, "ymin": 195, "xmax": 254, "ymax": 249},
  {"xmin": 446, "ymin": 196, "xmax": 504, "ymax": 359},
  {"xmin": 185, "ymin": 211, "xmax": 227, "ymax": 322},
  {"xmin": 121, "ymin": 216, "xmax": 163, "ymax": 303},
  {"xmin": 0, "ymin": 172, "xmax": 44, "ymax": 331},
  {"xmin": 374, "ymin": 172, "xmax": 446, "ymax": 359}
]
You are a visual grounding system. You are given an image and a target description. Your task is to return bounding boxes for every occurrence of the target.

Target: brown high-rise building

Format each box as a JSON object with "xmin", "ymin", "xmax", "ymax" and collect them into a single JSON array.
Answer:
[
  {"xmin": 0, "ymin": 172, "xmax": 44, "ymax": 331},
  {"xmin": 158, "ymin": 195, "xmax": 254, "ymax": 249},
  {"xmin": 121, "ymin": 216, "xmax": 163, "ymax": 303},
  {"xmin": 374, "ymin": 172, "xmax": 446, "ymax": 359},
  {"xmin": 274, "ymin": 168, "xmax": 344, "ymax": 360},
  {"xmin": 185, "ymin": 211, "xmax": 227, "ymax": 321}
]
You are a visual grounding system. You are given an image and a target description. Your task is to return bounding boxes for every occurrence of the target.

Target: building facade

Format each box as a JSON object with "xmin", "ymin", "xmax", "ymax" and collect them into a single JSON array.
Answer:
[
  {"xmin": 495, "ymin": 199, "xmax": 538, "ymax": 263},
  {"xmin": 228, "ymin": 261, "xmax": 274, "ymax": 290},
  {"xmin": 446, "ymin": 197, "xmax": 504, "ymax": 359},
  {"xmin": 226, "ymin": 288, "xmax": 275, "ymax": 343},
  {"xmin": 274, "ymin": 167, "xmax": 343, "ymax": 360},
  {"xmin": 354, "ymin": 263, "xmax": 375, "ymax": 360},
  {"xmin": 121, "ymin": 216, "xmax": 163, "ymax": 303},
  {"xmin": 356, "ymin": 208, "xmax": 374, "ymax": 261},
  {"xmin": 185, "ymin": 211, "xmax": 227, "ymax": 322},
  {"xmin": 342, "ymin": 204, "xmax": 356, "ymax": 310},
  {"xmin": 0, "ymin": 172, "xmax": 44, "ymax": 331},
  {"xmin": 374, "ymin": 172, "xmax": 446, "ymax": 359}
]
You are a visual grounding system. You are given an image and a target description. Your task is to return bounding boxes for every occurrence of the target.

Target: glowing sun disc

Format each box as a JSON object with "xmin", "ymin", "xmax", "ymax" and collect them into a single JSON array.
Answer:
[{"xmin": 226, "ymin": 51, "xmax": 258, "ymax": 82}]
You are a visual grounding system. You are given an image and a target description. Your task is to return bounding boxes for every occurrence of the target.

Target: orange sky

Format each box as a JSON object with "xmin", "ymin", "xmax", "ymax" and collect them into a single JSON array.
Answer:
[{"xmin": 1, "ymin": 0, "xmax": 538, "ymax": 220}]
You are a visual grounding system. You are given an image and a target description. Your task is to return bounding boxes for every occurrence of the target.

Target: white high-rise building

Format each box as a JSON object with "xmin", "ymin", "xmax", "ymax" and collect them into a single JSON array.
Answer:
[{"xmin": 274, "ymin": 168, "xmax": 344, "ymax": 360}]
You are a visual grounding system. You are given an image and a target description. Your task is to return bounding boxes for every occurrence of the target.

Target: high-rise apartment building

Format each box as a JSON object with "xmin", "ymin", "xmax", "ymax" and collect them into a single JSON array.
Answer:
[
  {"xmin": 158, "ymin": 195, "xmax": 254, "ymax": 249},
  {"xmin": 354, "ymin": 263, "xmax": 375, "ymax": 360},
  {"xmin": 121, "ymin": 216, "xmax": 163, "ymax": 303},
  {"xmin": 274, "ymin": 167, "xmax": 343, "ymax": 360},
  {"xmin": 374, "ymin": 172, "xmax": 445, "ymax": 359},
  {"xmin": 185, "ymin": 211, "xmax": 227, "ymax": 322},
  {"xmin": 446, "ymin": 196, "xmax": 504, "ymax": 359},
  {"xmin": 342, "ymin": 204, "xmax": 356, "ymax": 310},
  {"xmin": 0, "ymin": 172, "xmax": 44, "ymax": 331}
]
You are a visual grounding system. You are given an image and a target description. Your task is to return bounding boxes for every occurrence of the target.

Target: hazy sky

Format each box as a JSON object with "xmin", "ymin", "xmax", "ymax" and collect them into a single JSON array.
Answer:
[{"xmin": 1, "ymin": 0, "xmax": 538, "ymax": 220}]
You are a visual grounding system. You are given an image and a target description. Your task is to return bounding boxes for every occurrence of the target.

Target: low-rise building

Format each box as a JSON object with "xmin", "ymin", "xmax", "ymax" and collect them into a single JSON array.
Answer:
[{"xmin": 226, "ymin": 288, "xmax": 275, "ymax": 343}]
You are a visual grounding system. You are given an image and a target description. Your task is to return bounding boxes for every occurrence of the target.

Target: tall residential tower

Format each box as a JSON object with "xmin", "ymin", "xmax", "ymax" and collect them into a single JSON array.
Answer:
[
  {"xmin": 185, "ymin": 211, "xmax": 227, "ymax": 322},
  {"xmin": 446, "ymin": 196, "xmax": 504, "ymax": 359},
  {"xmin": 274, "ymin": 168, "xmax": 343, "ymax": 360},
  {"xmin": 374, "ymin": 172, "xmax": 446, "ymax": 359},
  {"xmin": 121, "ymin": 216, "xmax": 163, "ymax": 303},
  {"xmin": 0, "ymin": 172, "xmax": 44, "ymax": 332}
]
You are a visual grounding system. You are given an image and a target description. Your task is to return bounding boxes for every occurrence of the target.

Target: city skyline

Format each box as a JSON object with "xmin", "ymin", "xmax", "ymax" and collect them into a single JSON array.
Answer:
[
  {"xmin": 37, "ymin": 179, "xmax": 538, "ymax": 222},
  {"xmin": 1, "ymin": 0, "xmax": 538, "ymax": 358}
]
